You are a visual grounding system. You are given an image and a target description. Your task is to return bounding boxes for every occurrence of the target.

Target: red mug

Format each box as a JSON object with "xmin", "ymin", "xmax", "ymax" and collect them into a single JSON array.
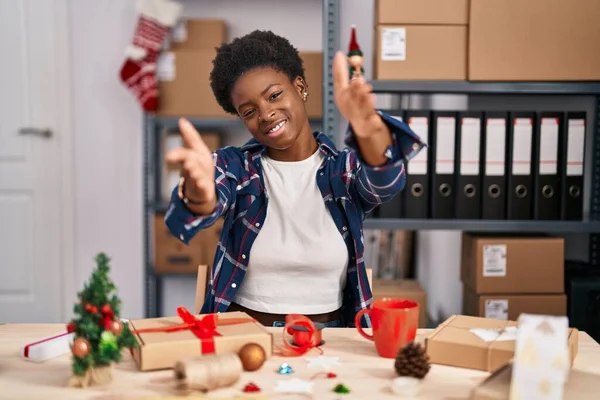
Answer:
[{"xmin": 355, "ymin": 298, "xmax": 419, "ymax": 358}]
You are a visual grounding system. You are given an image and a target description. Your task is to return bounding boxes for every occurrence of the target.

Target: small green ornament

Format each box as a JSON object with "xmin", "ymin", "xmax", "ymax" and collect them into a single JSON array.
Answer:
[
  {"xmin": 332, "ymin": 383, "xmax": 351, "ymax": 394},
  {"xmin": 100, "ymin": 331, "xmax": 118, "ymax": 350}
]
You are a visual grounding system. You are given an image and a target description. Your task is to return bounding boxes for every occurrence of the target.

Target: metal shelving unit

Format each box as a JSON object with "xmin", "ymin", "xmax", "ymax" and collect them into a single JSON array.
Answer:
[
  {"xmin": 364, "ymin": 219, "xmax": 600, "ymax": 233},
  {"xmin": 143, "ymin": 0, "xmax": 600, "ymax": 317},
  {"xmin": 370, "ymin": 80, "xmax": 600, "ymax": 95},
  {"xmin": 365, "ymin": 79, "xmax": 600, "ymax": 265}
]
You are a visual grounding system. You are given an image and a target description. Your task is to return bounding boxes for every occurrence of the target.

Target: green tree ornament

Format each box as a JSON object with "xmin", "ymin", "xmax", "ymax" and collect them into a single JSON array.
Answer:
[{"xmin": 66, "ymin": 253, "xmax": 138, "ymax": 388}]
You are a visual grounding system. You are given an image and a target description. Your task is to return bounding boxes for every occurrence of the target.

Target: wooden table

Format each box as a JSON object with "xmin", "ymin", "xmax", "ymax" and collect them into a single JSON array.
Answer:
[{"xmin": 1, "ymin": 324, "xmax": 599, "ymax": 400}]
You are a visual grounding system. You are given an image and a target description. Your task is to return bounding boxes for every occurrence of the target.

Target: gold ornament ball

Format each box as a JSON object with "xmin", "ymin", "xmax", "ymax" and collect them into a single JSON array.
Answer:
[
  {"xmin": 71, "ymin": 337, "xmax": 91, "ymax": 358},
  {"xmin": 110, "ymin": 319, "xmax": 123, "ymax": 336},
  {"xmin": 238, "ymin": 343, "xmax": 266, "ymax": 372}
]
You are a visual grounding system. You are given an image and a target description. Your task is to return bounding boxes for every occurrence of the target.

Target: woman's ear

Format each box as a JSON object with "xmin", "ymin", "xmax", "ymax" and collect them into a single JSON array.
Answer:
[{"xmin": 294, "ymin": 76, "xmax": 308, "ymax": 99}]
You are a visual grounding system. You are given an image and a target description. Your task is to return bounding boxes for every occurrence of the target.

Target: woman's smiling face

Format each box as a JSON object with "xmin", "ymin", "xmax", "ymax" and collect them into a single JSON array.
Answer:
[{"xmin": 230, "ymin": 67, "xmax": 308, "ymax": 151}]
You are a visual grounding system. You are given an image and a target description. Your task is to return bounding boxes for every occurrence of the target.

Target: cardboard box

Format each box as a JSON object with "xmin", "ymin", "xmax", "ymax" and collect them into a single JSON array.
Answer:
[
  {"xmin": 374, "ymin": 25, "xmax": 467, "ymax": 80},
  {"xmin": 170, "ymin": 19, "xmax": 228, "ymax": 51},
  {"xmin": 299, "ymin": 52, "xmax": 323, "ymax": 119},
  {"xmin": 469, "ymin": 0, "xmax": 600, "ymax": 81},
  {"xmin": 375, "ymin": 0, "xmax": 469, "ymax": 25},
  {"xmin": 462, "ymin": 288, "xmax": 567, "ymax": 321},
  {"xmin": 157, "ymin": 49, "xmax": 237, "ymax": 118},
  {"xmin": 425, "ymin": 315, "xmax": 578, "ymax": 373},
  {"xmin": 154, "ymin": 214, "xmax": 222, "ymax": 274},
  {"xmin": 129, "ymin": 311, "xmax": 273, "ymax": 371},
  {"xmin": 470, "ymin": 362, "xmax": 600, "ymax": 400},
  {"xmin": 461, "ymin": 234, "xmax": 564, "ymax": 294},
  {"xmin": 372, "ymin": 279, "xmax": 428, "ymax": 327}
]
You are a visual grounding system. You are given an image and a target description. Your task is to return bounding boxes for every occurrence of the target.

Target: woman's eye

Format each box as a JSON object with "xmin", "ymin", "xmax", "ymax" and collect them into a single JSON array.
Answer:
[{"xmin": 269, "ymin": 91, "xmax": 282, "ymax": 101}]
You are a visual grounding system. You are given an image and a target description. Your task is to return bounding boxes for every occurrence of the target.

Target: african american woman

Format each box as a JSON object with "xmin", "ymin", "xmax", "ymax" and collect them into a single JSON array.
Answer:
[{"xmin": 165, "ymin": 30, "xmax": 425, "ymax": 328}]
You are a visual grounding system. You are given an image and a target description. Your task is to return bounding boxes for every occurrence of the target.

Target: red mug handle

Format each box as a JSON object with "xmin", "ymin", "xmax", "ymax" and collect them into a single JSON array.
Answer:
[{"xmin": 354, "ymin": 309, "xmax": 373, "ymax": 341}]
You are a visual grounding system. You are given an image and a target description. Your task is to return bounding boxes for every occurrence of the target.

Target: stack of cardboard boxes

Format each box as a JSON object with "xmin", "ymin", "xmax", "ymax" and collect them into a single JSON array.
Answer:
[
  {"xmin": 461, "ymin": 233, "xmax": 567, "ymax": 320},
  {"xmin": 373, "ymin": 0, "xmax": 600, "ymax": 81},
  {"xmin": 373, "ymin": 0, "xmax": 468, "ymax": 80},
  {"xmin": 157, "ymin": 19, "xmax": 232, "ymax": 118}
]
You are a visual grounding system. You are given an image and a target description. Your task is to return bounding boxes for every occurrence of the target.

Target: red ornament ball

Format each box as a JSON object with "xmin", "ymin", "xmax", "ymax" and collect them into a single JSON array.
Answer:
[
  {"xmin": 102, "ymin": 304, "xmax": 112, "ymax": 314},
  {"xmin": 71, "ymin": 337, "xmax": 91, "ymax": 358},
  {"xmin": 84, "ymin": 303, "xmax": 92, "ymax": 312},
  {"xmin": 110, "ymin": 319, "xmax": 124, "ymax": 336},
  {"xmin": 90, "ymin": 305, "xmax": 98, "ymax": 314},
  {"xmin": 66, "ymin": 322, "xmax": 75, "ymax": 333}
]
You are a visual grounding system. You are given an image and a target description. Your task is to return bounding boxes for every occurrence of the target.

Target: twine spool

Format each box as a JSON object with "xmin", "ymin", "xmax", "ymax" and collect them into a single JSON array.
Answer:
[{"xmin": 173, "ymin": 353, "xmax": 243, "ymax": 393}]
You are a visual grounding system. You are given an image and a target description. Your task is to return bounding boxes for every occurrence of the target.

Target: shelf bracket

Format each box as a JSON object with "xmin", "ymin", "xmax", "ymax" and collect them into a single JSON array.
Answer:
[
  {"xmin": 323, "ymin": 0, "xmax": 340, "ymax": 144},
  {"xmin": 589, "ymin": 96, "xmax": 600, "ymax": 266}
]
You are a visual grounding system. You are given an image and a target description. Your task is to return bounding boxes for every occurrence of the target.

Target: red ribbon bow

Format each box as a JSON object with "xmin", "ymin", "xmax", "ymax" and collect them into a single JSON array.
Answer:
[{"xmin": 131, "ymin": 306, "xmax": 255, "ymax": 355}]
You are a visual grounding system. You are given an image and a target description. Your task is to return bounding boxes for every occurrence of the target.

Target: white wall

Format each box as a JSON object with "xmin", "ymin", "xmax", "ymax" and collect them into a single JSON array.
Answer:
[
  {"xmin": 69, "ymin": 1, "xmax": 144, "ymax": 318},
  {"xmin": 66, "ymin": 0, "xmax": 591, "ymax": 321}
]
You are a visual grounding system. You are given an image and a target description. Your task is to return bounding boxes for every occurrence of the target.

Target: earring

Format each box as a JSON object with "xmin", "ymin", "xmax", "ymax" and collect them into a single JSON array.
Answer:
[{"xmin": 303, "ymin": 92, "xmax": 308, "ymax": 101}]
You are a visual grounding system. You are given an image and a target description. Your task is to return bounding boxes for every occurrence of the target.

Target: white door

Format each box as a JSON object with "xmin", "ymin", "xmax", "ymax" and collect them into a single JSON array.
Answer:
[{"xmin": 0, "ymin": 0, "xmax": 71, "ymax": 323}]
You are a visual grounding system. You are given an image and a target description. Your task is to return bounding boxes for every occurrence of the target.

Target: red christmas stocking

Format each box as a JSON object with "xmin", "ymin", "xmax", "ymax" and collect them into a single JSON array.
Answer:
[{"xmin": 120, "ymin": 0, "xmax": 182, "ymax": 112}]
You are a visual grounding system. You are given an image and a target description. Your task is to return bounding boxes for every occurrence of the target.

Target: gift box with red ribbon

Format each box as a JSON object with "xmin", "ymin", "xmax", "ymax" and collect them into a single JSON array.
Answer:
[{"xmin": 128, "ymin": 307, "xmax": 273, "ymax": 371}]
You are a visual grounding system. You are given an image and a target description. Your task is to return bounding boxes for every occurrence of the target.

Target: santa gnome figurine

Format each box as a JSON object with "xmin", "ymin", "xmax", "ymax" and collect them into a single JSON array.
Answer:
[
  {"xmin": 119, "ymin": 0, "xmax": 182, "ymax": 112},
  {"xmin": 347, "ymin": 25, "xmax": 364, "ymax": 79}
]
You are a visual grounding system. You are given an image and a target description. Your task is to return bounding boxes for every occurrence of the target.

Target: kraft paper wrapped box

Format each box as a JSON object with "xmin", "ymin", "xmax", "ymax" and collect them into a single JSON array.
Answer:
[
  {"xmin": 128, "ymin": 308, "xmax": 273, "ymax": 371},
  {"xmin": 424, "ymin": 315, "xmax": 579, "ymax": 373}
]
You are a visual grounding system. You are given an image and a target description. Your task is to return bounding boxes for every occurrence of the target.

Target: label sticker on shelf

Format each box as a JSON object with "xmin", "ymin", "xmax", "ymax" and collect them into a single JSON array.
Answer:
[
  {"xmin": 381, "ymin": 27, "xmax": 406, "ymax": 61},
  {"xmin": 485, "ymin": 299, "xmax": 508, "ymax": 320},
  {"xmin": 157, "ymin": 52, "xmax": 175, "ymax": 81},
  {"xmin": 172, "ymin": 20, "xmax": 187, "ymax": 42},
  {"xmin": 483, "ymin": 244, "xmax": 507, "ymax": 277}
]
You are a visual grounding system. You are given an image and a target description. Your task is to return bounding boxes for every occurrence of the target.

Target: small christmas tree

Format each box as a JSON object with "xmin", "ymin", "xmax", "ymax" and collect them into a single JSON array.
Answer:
[{"xmin": 66, "ymin": 253, "xmax": 137, "ymax": 388}]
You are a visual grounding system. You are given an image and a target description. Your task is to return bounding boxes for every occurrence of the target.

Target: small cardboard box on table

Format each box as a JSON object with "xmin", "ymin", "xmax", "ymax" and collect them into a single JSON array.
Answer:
[
  {"xmin": 424, "ymin": 315, "xmax": 578, "ymax": 373},
  {"xmin": 128, "ymin": 309, "xmax": 273, "ymax": 371}
]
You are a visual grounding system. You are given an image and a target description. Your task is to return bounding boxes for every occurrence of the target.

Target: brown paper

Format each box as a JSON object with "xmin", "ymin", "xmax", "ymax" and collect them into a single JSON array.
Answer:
[
  {"xmin": 129, "ymin": 311, "xmax": 273, "ymax": 371},
  {"xmin": 425, "ymin": 315, "xmax": 578, "ymax": 372}
]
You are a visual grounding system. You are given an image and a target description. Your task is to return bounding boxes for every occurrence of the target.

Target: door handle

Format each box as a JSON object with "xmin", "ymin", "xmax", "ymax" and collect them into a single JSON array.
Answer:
[{"xmin": 19, "ymin": 127, "xmax": 52, "ymax": 138}]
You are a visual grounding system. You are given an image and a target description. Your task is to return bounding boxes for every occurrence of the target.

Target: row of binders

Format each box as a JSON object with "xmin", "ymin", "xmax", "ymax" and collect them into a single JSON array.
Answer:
[{"xmin": 375, "ymin": 109, "xmax": 587, "ymax": 221}]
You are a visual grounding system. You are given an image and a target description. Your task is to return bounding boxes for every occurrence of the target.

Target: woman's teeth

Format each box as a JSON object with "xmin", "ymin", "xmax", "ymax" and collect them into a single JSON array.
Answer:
[{"xmin": 269, "ymin": 120, "xmax": 286, "ymax": 133}]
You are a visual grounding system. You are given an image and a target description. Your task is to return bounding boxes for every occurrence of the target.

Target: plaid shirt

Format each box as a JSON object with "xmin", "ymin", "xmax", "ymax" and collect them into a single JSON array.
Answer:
[{"xmin": 165, "ymin": 111, "xmax": 425, "ymax": 327}]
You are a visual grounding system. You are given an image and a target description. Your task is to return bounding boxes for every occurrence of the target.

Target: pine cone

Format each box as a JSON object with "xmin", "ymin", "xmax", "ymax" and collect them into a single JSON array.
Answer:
[{"xmin": 394, "ymin": 341, "xmax": 431, "ymax": 379}]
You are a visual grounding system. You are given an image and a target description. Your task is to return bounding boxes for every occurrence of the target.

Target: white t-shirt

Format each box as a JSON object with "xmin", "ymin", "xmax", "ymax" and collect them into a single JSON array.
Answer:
[{"xmin": 233, "ymin": 149, "xmax": 349, "ymax": 314}]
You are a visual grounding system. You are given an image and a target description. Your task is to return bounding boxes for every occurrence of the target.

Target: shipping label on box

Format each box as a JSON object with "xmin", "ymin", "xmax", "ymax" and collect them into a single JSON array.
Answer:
[
  {"xmin": 424, "ymin": 315, "xmax": 578, "ymax": 373},
  {"xmin": 129, "ymin": 309, "xmax": 273, "ymax": 371}
]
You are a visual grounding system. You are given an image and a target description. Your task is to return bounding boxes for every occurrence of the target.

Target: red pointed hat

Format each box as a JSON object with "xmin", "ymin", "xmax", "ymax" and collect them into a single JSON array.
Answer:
[{"xmin": 348, "ymin": 25, "xmax": 363, "ymax": 57}]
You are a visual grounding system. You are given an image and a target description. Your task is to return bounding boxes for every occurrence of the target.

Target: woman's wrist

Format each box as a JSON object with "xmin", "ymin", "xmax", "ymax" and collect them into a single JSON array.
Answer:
[{"xmin": 178, "ymin": 177, "xmax": 217, "ymax": 216}]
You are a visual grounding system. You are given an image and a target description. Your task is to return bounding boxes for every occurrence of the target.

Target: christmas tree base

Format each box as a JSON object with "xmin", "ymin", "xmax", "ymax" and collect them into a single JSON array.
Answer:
[{"xmin": 67, "ymin": 365, "xmax": 113, "ymax": 388}]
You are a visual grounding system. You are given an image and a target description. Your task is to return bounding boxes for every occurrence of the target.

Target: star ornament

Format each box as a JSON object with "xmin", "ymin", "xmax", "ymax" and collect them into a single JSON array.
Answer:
[
  {"xmin": 274, "ymin": 378, "xmax": 314, "ymax": 396},
  {"xmin": 305, "ymin": 355, "xmax": 341, "ymax": 370}
]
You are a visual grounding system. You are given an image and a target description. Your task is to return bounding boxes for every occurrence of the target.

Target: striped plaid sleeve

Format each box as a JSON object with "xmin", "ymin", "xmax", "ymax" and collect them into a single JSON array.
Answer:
[
  {"xmin": 344, "ymin": 110, "xmax": 426, "ymax": 215},
  {"xmin": 165, "ymin": 150, "xmax": 238, "ymax": 246}
]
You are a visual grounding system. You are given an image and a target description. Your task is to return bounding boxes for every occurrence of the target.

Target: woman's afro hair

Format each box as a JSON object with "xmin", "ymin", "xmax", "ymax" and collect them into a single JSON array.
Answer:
[{"xmin": 209, "ymin": 30, "xmax": 306, "ymax": 115}]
